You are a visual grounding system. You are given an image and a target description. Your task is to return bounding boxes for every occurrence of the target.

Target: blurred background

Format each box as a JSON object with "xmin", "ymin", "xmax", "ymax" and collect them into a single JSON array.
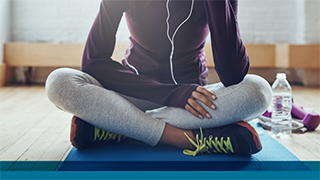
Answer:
[
  {"xmin": 0, "ymin": 0, "xmax": 319, "ymax": 86},
  {"xmin": 0, "ymin": 0, "xmax": 319, "ymax": 168}
]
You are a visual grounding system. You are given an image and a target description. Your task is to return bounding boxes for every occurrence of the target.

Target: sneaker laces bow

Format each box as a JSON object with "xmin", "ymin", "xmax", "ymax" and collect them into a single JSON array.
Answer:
[{"xmin": 183, "ymin": 127, "xmax": 234, "ymax": 156}]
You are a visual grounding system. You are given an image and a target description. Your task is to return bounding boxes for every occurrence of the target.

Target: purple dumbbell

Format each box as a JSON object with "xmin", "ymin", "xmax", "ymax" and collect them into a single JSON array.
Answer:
[
  {"xmin": 292, "ymin": 103, "xmax": 320, "ymax": 131},
  {"xmin": 262, "ymin": 103, "xmax": 320, "ymax": 131}
]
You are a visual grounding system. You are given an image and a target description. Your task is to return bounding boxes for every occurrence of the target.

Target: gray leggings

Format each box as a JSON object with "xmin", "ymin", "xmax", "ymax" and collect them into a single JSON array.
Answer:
[{"xmin": 45, "ymin": 68, "xmax": 272, "ymax": 146}]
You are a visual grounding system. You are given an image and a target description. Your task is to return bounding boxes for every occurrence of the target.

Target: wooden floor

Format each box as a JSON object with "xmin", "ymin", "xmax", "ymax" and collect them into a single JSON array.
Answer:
[
  {"xmin": 0, "ymin": 85, "xmax": 319, "ymax": 171},
  {"xmin": 0, "ymin": 85, "xmax": 73, "ymax": 171}
]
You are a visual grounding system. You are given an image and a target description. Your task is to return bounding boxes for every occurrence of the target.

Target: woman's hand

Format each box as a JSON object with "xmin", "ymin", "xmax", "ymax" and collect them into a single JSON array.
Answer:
[{"xmin": 185, "ymin": 86, "xmax": 216, "ymax": 119}]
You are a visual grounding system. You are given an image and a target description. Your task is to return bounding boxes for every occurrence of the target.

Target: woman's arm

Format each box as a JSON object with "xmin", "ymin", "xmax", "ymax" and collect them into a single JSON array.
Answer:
[
  {"xmin": 203, "ymin": 0, "xmax": 250, "ymax": 87},
  {"xmin": 182, "ymin": 0, "xmax": 249, "ymax": 118},
  {"xmin": 81, "ymin": 0, "xmax": 198, "ymax": 108}
]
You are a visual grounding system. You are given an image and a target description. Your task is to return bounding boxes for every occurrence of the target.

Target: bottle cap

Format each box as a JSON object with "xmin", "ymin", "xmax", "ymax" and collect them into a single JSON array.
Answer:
[{"xmin": 276, "ymin": 73, "xmax": 286, "ymax": 79}]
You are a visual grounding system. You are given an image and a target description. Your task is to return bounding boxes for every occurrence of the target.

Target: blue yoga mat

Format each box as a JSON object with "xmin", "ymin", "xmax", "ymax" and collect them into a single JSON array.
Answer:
[{"xmin": 59, "ymin": 122, "xmax": 311, "ymax": 171}]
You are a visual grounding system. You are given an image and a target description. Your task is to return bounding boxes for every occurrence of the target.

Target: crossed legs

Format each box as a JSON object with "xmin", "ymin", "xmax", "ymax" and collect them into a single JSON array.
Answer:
[{"xmin": 45, "ymin": 68, "xmax": 272, "ymax": 148}]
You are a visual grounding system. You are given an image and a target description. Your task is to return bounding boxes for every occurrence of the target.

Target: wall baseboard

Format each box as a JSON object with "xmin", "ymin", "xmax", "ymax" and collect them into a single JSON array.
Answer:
[
  {"xmin": 0, "ymin": 63, "xmax": 14, "ymax": 87},
  {"xmin": 2, "ymin": 42, "xmax": 320, "ymax": 86}
]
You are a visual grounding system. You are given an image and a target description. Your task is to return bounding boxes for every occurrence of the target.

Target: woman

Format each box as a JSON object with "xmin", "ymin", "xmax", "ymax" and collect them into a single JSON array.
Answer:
[{"xmin": 45, "ymin": 0, "xmax": 272, "ymax": 156}]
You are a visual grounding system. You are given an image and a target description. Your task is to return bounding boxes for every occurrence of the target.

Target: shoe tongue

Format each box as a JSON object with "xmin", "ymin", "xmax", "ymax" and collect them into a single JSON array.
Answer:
[
  {"xmin": 192, "ymin": 129, "xmax": 201, "ymax": 138},
  {"xmin": 195, "ymin": 124, "xmax": 234, "ymax": 138}
]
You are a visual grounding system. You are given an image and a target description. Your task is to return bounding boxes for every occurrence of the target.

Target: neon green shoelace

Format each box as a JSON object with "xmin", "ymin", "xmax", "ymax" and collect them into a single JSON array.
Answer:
[
  {"xmin": 183, "ymin": 127, "xmax": 234, "ymax": 156},
  {"xmin": 94, "ymin": 127, "xmax": 125, "ymax": 142}
]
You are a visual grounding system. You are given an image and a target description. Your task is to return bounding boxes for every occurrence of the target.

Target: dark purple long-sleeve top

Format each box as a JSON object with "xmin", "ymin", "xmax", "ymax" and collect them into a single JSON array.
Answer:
[{"xmin": 81, "ymin": 0, "xmax": 249, "ymax": 109}]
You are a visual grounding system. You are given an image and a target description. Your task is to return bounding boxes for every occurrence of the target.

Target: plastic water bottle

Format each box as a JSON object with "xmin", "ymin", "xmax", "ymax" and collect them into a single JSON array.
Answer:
[{"xmin": 271, "ymin": 73, "xmax": 292, "ymax": 137}]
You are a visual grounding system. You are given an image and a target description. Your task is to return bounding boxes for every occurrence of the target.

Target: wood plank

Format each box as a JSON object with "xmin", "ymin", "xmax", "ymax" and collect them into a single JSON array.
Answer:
[
  {"xmin": 0, "ymin": 89, "xmax": 73, "ymax": 170},
  {"xmin": 0, "ymin": 86, "xmax": 20, "ymax": 101},
  {"xmin": 0, "ymin": 63, "xmax": 15, "ymax": 87},
  {"xmin": 289, "ymin": 44, "xmax": 320, "ymax": 68},
  {"xmin": 0, "ymin": 87, "xmax": 48, "ymax": 127},
  {"xmin": 275, "ymin": 44, "xmax": 289, "ymax": 68},
  {"xmin": 32, "ymin": 118, "xmax": 72, "ymax": 171},
  {"xmin": 3, "ymin": 42, "xmax": 128, "ymax": 67},
  {"xmin": 4, "ymin": 43, "xmax": 84, "ymax": 67},
  {"xmin": 246, "ymin": 44, "xmax": 276, "ymax": 68},
  {"xmin": 35, "ymin": 116, "xmax": 72, "ymax": 162},
  {"xmin": 266, "ymin": 131, "xmax": 320, "ymax": 161},
  {"xmin": 0, "ymin": 111, "xmax": 56, "ymax": 161},
  {"xmin": 0, "ymin": 87, "xmax": 56, "ymax": 158},
  {"xmin": 0, "ymin": 88, "xmax": 46, "ymax": 144},
  {"xmin": 0, "ymin": 86, "xmax": 73, "ymax": 171},
  {"xmin": 15, "ymin": 113, "xmax": 71, "ymax": 161},
  {"xmin": 203, "ymin": 44, "xmax": 214, "ymax": 67},
  {"xmin": 4, "ymin": 43, "xmax": 320, "ymax": 70},
  {"xmin": 291, "ymin": 86, "xmax": 320, "ymax": 114},
  {"xmin": 8, "ymin": 113, "xmax": 72, "ymax": 171},
  {"xmin": 304, "ymin": 130, "xmax": 320, "ymax": 157}
]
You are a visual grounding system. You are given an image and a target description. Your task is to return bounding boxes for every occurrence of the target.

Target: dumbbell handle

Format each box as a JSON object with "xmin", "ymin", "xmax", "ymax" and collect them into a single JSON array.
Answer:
[
  {"xmin": 292, "ymin": 103, "xmax": 307, "ymax": 119},
  {"xmin": 292, "ymin": 103, "xmax": 320, "ymax": 131}
]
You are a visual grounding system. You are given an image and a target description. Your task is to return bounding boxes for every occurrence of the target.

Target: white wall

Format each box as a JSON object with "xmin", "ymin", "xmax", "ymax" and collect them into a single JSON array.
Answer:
[
  {"xmin": 237, "ymin": 0, "xmax": 319, "ymax": 44},
  {"xmin": 238, "ymin": 0, "xmax": 298, "ymax": 44},
  {"xmin": 304, "ymin": 0, "xmax": 320, "ymax": 44},
  {"xmin": 10, "ymin": 0, "xmax": 319, "ymax": 44},
  {"xmin": 11, "ymin": 0, "xmax": 100, "ymax": 43},
  {"xmin": 11, "ymin": 0, "xmax": 130, "ymax": 43},
  {"xmin": 0, "ymin": 0, "xmax": 11, "ymax": 63}
]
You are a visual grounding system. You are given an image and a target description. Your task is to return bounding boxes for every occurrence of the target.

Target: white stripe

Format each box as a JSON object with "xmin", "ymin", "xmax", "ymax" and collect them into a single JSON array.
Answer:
[
  {"xmin": 125, "ymin": 42, "xmax": 139, "ymax": 75},
  {"xmin": 166, "ymin": 0, "xmax": 195, "ymax": 85}
]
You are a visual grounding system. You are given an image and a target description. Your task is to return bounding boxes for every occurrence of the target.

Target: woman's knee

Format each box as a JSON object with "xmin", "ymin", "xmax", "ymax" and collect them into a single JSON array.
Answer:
[
  {"xmin": 242, "ymin": 74, "xmax": 272, "ymax": 115},
  {"xmin": 45, "ymin": 68, "xmax": 73, "ymax": 104},
  {"xmin": 45, "ymin": 68, "xmax": 93, "ymax": 106}
]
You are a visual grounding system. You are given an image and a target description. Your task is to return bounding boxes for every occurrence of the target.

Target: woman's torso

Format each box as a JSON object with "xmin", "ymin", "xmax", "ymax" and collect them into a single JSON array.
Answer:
[{"xmin": 123, "ymin": 0, "xmax": 210, "ymax": 85}]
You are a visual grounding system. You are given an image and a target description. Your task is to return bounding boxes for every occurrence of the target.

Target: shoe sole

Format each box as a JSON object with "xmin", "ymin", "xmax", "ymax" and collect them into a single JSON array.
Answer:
[
  {"xmin": 236, "ymin": 121, "xmax": 262, "ymax": 153},
  {"xmin": 70, "ymin": 116, "xmax": 83, "ymax": 149}
]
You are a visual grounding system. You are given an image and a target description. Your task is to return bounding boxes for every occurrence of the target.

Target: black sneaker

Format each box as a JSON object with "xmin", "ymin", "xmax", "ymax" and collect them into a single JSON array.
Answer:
[
  {"xmin": 70, "ymin": 116, "xmax": 126, "ymax": 149},
  {"xmin": 183, "ymin": 121, "xmax": 262, "ymax": 156}
]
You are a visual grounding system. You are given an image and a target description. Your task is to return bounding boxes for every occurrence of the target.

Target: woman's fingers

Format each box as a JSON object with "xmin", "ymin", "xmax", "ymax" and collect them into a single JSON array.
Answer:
[
  {"xmin": 196, "ymin": 86, "xmax": 216, "ymax": 100},
  {"xmin": 185, "ymin": 86, "xmax": 217, "ymax": 119},
  {"xmin": 185, "ymin": 103, "xmax": 203, "ymax": 119},
  {"xmin": 187, "ymin": 97, "xmax": 211, "ymax": 118},
  {"xmin": 191, "ymin": 90, "xmax": 216, "ymax": 110}
]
